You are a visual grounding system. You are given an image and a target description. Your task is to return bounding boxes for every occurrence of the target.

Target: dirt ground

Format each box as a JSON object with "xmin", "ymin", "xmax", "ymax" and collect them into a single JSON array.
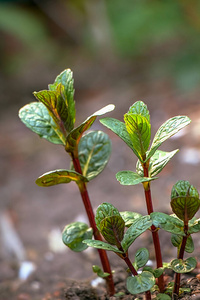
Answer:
[{"xmin": 1, "ymin": 74, "xmax": 200, "ymax": 299}]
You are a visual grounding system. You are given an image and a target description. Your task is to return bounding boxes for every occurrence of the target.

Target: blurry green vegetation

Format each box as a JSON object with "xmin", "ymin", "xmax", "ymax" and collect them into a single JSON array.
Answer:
[{"xmin": 0, "ymin": 0, "xmax": 200, "ymax": 92}]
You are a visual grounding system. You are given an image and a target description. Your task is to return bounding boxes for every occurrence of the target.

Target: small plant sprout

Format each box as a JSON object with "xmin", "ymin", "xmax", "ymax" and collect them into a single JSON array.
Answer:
[
  {"xmin": 19, "ymin": 69, "xmax": 115, "ymax": 296},
  {"xmin": 19, "ymin": 69, "xmax": 200, "ymax": 299}
]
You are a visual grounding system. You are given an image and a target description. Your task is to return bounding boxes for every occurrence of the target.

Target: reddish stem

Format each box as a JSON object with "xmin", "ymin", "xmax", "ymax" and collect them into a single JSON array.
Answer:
[
  {"xmin": 120, "ymin": 249, "xmax": 151, "ymax": 300},
  {"xmin": 143, "ymin": 162, "xmax": 165, "ymax": 293},
  {"xmin": 72, "ymin": 155, "xmax": 115, "ymax": 296},
  {"xmin": 173, "ymin": 224, "xmax": 188, "ymax": 296}
]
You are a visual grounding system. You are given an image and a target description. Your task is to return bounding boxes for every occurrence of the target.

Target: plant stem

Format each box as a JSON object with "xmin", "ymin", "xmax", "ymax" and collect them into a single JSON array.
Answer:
[
  {"xmin": 143, "ymin": 162, "xmax": 165, "ymax": 293},
  {"xmin": 173, "ymin": 225, "xmax": 188, "ymax": 296},
  {"xmin": 72, "ymin": 155, "xmax": 115, "ymax": 296},
  {"xmin": 121, "ymin": 250, "xmax": 151, "ymax": 300}
]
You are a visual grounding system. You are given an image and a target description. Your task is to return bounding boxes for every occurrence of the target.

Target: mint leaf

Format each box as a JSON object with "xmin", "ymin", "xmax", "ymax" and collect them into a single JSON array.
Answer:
[
  {"xmin": 147, "ymin": 116, "xmax": 191, "ymax": 160},
  {"xmin": 83, "ymin": 239, "xmax": 123, "ymax": 254},
  {"xmin": 116, "ymin": 171, "xmax": 156, "ymax": 185},
  {"xmin": 95, "ymin": 202, "xmax": 121, "ymax": 231},
  {"xmin": 77, "ymin": 131, "xmax": 111, "ymax": 181},
  {"xmin": 19, "ymin": 102, "xmax": 65, "ymax": 145},
  {"xmin": 65, "ymin": 105, "xmax": 114, "ymax": 154},
  {"xmin": 48, "ymin": 68, "xmax": 76, "ymax": 132},
  {"xmin": 122, "ymin": 216, "xmax": 152, "ymax": 252},
  {"xmin": 171, "ymin": 180, "xmax": 200, "ymax": 221},
  {"xmin": 171, "ymin": 257, "xmax": 197, "ymax": 273},
  {"xmin": 124, "ymin": 113, "xmax": 151, "ymax": 161},
  {"xmin": 36, "ymin": 169, "xmax": 88, "ymax": 187},
  {"xmin": 126, "ymin": 271, "xmax": 155, "ymax": 294},
  {"xmin": 62, "ymin": 222, "xmax": 93, "ymax": 252},
  {"xmin": 100, "ymin": 216, "xmax": 125, "ymax": 246},
  {"xmin": 127, "ymin": 101, "xmax": 150, "ymax": 122},
  {"xmin": 151, "ymin": 212, "xmax": 184, "ymax": 235}
]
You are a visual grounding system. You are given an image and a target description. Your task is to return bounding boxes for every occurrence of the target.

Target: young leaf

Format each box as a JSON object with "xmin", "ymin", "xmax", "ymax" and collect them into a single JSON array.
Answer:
[
  {"xmin": 170, "ymin": 257, "xmax": 197, "ymax": 273},
  {"xmin": 135, "ymin": 248, "xmax": 149, "ymax": 269},
  {"xmin": 171, "ymin": 234, "xmax": 194, "ymax": 253},
  {"xmin": 136, "ymin": 150, "xmax": 179, "ymax": 178},
  {"xmin": 126, "ymin": 271, "xmax": 155, "ymax": 294},
  {"xmin": 99, "ymin": 118, "xmax": 137, "ymax": 154},
  {"xmin": 65, "ymin": 104, "xmax": 114, "ymax": 154},
  {"xmin": 62, "ymin": 222, "xmax": 93, "ymax": 252},
  {"xmin": 171, "ymin": 180, "xmax": 200, "ymax": 221},
  {"xmin": 150, "ymin": 212, "xmax": 184, "ymax": 235},
  {"xmin": 95, "ymin": 203, "xmax": 121, "ymax": 231},
  {"xmin": 48, "ymin": 69, "xmax": 75, "ymax": 132},
  {"xmin": 120, "ymin": 211, "xmax": 142, "ymax": 227},
  {"xmin": 147, "ymin": 116, "xmax": 191, "ymax": 160},
  {"xmin": 19, "ymin": 102, "xmax": 66, "ymax": 145},
  {"xmin": 83, "ymin": 239, "xmax": 123, "ymax": 254},
  {"xmin": 36, "ymin": 169, "xmax": 88, "ymax": 187},
  {"xmin": 122, "ymin": 216, "xmax": 152, "ymax": 252},
  {"xmin": 124, "ymin": 113, "xmax": 151, "ymax": 161},
  {"xmin": 116, "ymin": 171, "xmax": 157, "ymax": 186},
  {"xmin": 77, "ymin": 131, "xmax": 111, "ymax": 181},
  {"xmin": 100, "ymin": 216, "xmax": 125, "ymax": 246},
  {"xmin": 127, "ymin": 101, "xmax": 150, "ymax": 123},
  {"xmin": 92, "ymin": 265, "xmax": 110, "ymax": 278},
  {"xmin": 34, "ymin": 87, "xmax": 71, "ymax": 134}
]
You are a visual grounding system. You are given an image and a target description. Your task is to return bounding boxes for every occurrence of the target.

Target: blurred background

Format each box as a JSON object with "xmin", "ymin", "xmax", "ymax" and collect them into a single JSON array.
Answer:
[{"xmin": 1, "ymin": 0, "xmax": 200, "ymax": 299}]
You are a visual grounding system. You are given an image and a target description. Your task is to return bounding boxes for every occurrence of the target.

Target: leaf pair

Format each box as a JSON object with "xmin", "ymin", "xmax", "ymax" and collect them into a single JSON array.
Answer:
[{"xmin": 84, "ymin": 203, "xmax": 152, "ymax": 253}]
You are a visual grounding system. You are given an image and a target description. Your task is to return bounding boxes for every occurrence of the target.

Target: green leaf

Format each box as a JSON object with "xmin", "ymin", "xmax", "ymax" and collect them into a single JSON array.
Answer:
[
  {"xmin": 48, "ymin": 69, "xmax": 76, "ymax": 132},
  {"xmin": 19, "ymin": 102, "xmax": 65, "ymax": 145},
  {"xmin": 36, "ymin": 169, "xmax": 88, "ymax": 187},
  {"xmin": 156, "ymin": 294, "xmax": 171, "ymax": 300},
  {"xmin": 189, "ymin": 218, "xmax": 200, "ymax": 234},
  {"xmin": 135, "ymin": 248, "xmax": 149, "ymax": 269},
  {"xmin": 171, "ymin": 234, "xmax": 194, "ymax": 253},
  {"xmin": 137, "ymin": 150, "xmax": 179, "ymax": 178},
  {"xmin": 95, "ymin": 202, "xmax": 121, "ymax": 231},
  {"xmin": 65, "ymin": 104, "xmax": 114, "ymax": 154},
  {"xmin": 62, "ymin": 222, "xmax": 93, "ymax": 252},
  {"xmin": 150, "ymin": 212, "xmax": 184, "ymax": 235},
  {"xmin": 143, "ymin": 266, "xmax": 165, "ymax": 278},
  {"xmin": 126, "ymin": 271, "xmax": 155, "ymax": 294},
  {"xmin": 122, "ymin": 216, "xmax": 152, "ymax": 252},
  {"xmin": 127, "ymin": 101, "xmax": 150, "ymax": 123},
  {"xmin": 120, "ymin": 211, "xmax": 142, "ymax": 227},
  {"xmin": 100, "ymin": 215, "xmax": 125, "ymax": 246},
  {"xmin": 83, "ymin": 239, "xmax": 123, "ymax": 254},
  {"xmin": 170, "ymin": 257, "xmax": 197, "ymax": 273},
  {"xmin": 34, "ymin": 88, "xmax": 70, "ymax": 134},
  {"xmin": 171, "ymin": 180, "xmax": 200, "ymax": 221},
  {"xmin": 99, "ymin": 117, "xmax": 137, "ymax": 154},
  {"xmin": 124, "ymin": 113, "xmax": 151, "ymax": 161},
  {"xmin": 92, "ymin": 265, "xmax": 110, "ymax": 278},
  {"xmin": 147, "ymin": 116, "xmax": 191, "ymax": 160},
  {"xmin": 116, "ymin": 171, "xmax": 157, "ymax": 186},
  {"xmin": 77, "ymin": 131, "xmax": 111, "ymax": 181}
]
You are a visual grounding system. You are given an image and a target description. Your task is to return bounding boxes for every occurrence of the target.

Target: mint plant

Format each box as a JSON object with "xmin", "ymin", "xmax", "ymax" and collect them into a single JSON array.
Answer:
[
  {"xmin": 84, "ymin": 202, "xmax": 154, "ymax": 299},
  {"xmin": 99, "ymin": 101, "xmax": 191, "ymax": 293},
  {"xmin": 18, "ymin": 69, "xmax": 115, "ymax": 296},
  {"xmin": 19, "ymin": 69, "xmax": 200, "ymax": 299}
]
